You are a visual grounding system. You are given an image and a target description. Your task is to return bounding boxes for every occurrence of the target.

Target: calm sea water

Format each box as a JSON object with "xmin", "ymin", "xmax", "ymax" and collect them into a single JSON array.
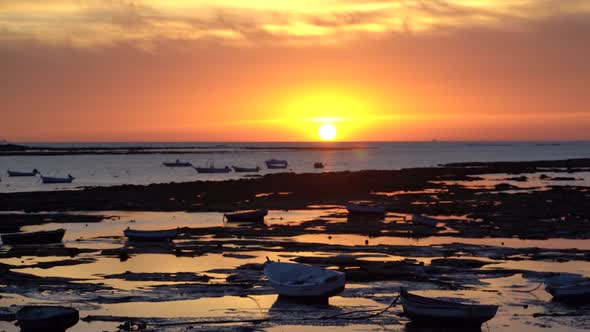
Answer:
[{"xmin": 1, "ymin": 141, "xmax": 589, "ymax": 192}]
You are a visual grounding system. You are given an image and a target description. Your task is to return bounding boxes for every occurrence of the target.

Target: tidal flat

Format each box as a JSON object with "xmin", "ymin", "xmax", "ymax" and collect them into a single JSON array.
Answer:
[{"xmin": 1, "ymin": 159, "xmax": 590, "ymax": 331}]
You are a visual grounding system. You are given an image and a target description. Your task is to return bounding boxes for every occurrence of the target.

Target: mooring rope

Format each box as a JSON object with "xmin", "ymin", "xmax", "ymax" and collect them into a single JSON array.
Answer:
[{"xmin": 512, "ymin": 281, "xmax": 544, "ymax": 293}]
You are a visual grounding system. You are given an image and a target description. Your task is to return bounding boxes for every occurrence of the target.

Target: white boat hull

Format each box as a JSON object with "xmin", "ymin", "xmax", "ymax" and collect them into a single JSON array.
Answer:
[
  {"xmin": 401, "ymin": 289, "xmax": 498, "ymax": 327},
  {"xmin": 264, "ymin": 261, "xmax": 345, "ymax": 298}
]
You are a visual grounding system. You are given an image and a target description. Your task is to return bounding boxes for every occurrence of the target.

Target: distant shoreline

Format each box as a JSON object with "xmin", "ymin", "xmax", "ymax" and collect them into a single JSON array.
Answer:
[{"xmin": 0, "ymin": 143, "xmax": 369, "ymax": 156}]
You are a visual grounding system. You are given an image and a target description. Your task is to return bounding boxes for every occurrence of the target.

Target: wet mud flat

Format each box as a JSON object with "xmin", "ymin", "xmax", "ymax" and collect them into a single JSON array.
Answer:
[
  {"xmin": 1, "ymin": 158, "xmax": 590, "ymax": 239},
  {"xmin": 2, "ymin": 216, "xmax": 590, "ymax": 332},
  {"xmin": 1, "ymin": 158, "xmax": 590, "ymax": 331}
]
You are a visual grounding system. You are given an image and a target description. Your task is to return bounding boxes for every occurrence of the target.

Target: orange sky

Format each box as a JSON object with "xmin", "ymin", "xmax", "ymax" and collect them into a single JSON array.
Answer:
[{"xmin": 1, "ymin": 0, "xmax": 589, "ymax": 141}]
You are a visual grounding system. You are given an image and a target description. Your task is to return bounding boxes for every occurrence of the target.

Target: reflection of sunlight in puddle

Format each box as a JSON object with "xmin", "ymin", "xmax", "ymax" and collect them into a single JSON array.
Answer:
[
  {"xmin": 493, "ymin": 260, "xmax": 590, "ymax": 278},
  {"xmin": 372, "ymin": 189, "xmax": 447, "ymax": 196},
  {"xmin": 265, "ymin": 209, "xmax": 342, "ymax": 226},
  {"xmin": 433, "ymin": 172, "xmax": 590, "ymax": 191},
  {"xmin": 290, "ymin": 234, "xmax": 590, "ymax": 250}
]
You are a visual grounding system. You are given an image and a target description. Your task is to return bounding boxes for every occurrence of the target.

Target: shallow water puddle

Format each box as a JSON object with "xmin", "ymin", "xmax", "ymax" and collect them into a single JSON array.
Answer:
[{"xmin": 289, "ymin": 233, "xmax": 590, "ymax": 250}]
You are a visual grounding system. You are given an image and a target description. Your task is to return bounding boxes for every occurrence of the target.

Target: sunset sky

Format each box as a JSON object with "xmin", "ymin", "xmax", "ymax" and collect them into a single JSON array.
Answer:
[{"xmin": 1, "ymin": 0, "xmax": 589, "ymax": 142}]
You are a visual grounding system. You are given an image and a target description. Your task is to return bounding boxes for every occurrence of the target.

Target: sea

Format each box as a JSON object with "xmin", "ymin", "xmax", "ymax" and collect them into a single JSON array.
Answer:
[{"xmin": 1, "ymin": 141, "xmax": 589, "ymax": 193}]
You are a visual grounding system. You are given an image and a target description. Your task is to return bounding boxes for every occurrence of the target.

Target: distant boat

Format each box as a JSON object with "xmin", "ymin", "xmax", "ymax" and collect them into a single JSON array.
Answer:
[
  {"xmin": 346, "ymin": 203, "xmax": 386, "ymax": 215},
  {"xmin": 124, "ymin": 227, "xmax": 179, "ymax": 241},
  {"xmin": 545, "ymin": 275, "xmax": 590, "ymax": 302},
  {"xmin": 41, "ymin": 175, "xmax": 74, "ymax": 184},
  {"xmin": 400, "ymin": 289, "xmax": 498, "ymax": 327},
  {"xmin": 7, "ymin": 168, "xmax": 39, "ymax": 177},
  {"xmin": 224, "ymin": 209, "xmax": 268, "ymax": 222},
  {"xmin": 264, "ymin": 260, "xmax": 346, "ymax": 299},
  {"xmin": 313, "ymin": 162, "xmax": 325, "ymax": 169},
  {"xmin": 163, "ymin": 159, "xmax": 192, "ymax": 167},
  {"xmin": 1, "ymin": 229, "xmax": 66, "ymax": 245},
  {"xmin": 194, "ymin": 160, "xmax": 231, "ymax": 173},
  {"xmin": 411, "ymin": 215, "xmax": 439, "ymax": 227},
  {"xmin": 265, "ymin": 159, "xmax": 288, "ymax": 169},
  {"xmin": 17, "ymin": 305, "xmax": 79, "ymax": 332},
  {"xmin": 232, "ymin": 165, "xmax": 261, "ymax": 173}
]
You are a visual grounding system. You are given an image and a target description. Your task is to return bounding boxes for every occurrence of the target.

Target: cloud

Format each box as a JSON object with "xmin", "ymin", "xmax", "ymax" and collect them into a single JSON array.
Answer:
[
  {"xmin": 0, "ymin": 1, "xmax": 589, "ymax": 140},
  {"xmin": 1, "ymin": 0, "xmax": 589, "ymax": 48}
]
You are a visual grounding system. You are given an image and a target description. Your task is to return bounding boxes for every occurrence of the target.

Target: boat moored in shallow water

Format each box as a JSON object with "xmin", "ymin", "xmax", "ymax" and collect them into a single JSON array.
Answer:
[
  {"xmin": 224, "ymin": 209, "xmax": 268, "ymax": 222},
  {"xmin": 265, "ymin": 159, "xmax": 288, "ymax": 169},
  {"xmin": 1, "ymin": 229, "xmax": 66, "ymax": 245},
  {"xmin": 7, "ymin": 169, "xmax": 39, "ymax": 177},
  {"xmin": 400, "ymin": 289, "xmax": 498, "ymax": 327},
  {"xmin": 195, "ymin": 160, "xmax": 231, "ymax": 173},
  {"xmin": 124, "ymin": 228, "xmax": 179, "ymax": 241},
  {"xmin": 545, "ymin": 275, "xmax": 590, "ymax": 302},
  {"xmin": 17, "ymin": 305, "xmax": 79, "ymax": 332},
  {"xmin": 232, "ymin": 165, "xmax": 261, "ymax": 173},
  {"xmin": 163, "ymin": 159, "xmax": 192, "ymax": 167},
  {"xmin": 264, "ymin": 260, "xmax": 346, "ymax": 299},
  {"xmin": 346, "ymin": 203, "xmax": 386, "ymax": 215},
  {"xmin": 40, "ymin": 175, "xmax": 74, "ymax": 184},
  {"xmin": 313, "ymin": 162, "xmax": 325, "ymax": 169}
]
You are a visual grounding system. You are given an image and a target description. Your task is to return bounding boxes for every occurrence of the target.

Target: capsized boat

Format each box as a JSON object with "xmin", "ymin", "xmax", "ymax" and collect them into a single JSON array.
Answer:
[
  {"xmin": 124, "ymin": 227, "xmax": 179, "ymax": 241},
  {"xmin": 545, "ymin": 274, "xmax": 590, "ymax": 302},
  {"xmin": 41, "ymin": 175, "xmax": 74, "ymax": 184},
  {"xmin": 411, "ymin": 215, "xmax": 439, "ymax": 227},
  {"xmin": 1, "ymin": 229, "xmax": 65, "ymax": 245},
  {"xmin": 265, "ymin": 159, "xmax": 288, "ymax": 169},
  {"xmin": 264, "ymin": 260, "xmax": 346, "ymax": 299},
  {"xmin": 194, "ymin": 160, "xmax": 231, "ymax": 173},
  {"xmin": 7, "ymin": 168, "xmax": 39, "ymax": 177},
  {"xmin": 400, "ymin": 289, "xmax": 498, "ymax": 327},
  {"xmin": 163, "ymin": 159, "xmax": 192, "ymax": 167},
  {"xmin": 346, "ymin": 203, "xmax": 386, "ymax": 215},
  {"xmin": 224, "ymin": 209, "xmax": 268, "ymax": 222},
  {"xmin": 232, "ymin": 165, "xmax": 261, "ymax": 173},
  {"xmin": 17, "ymin": 305, "xmax": 79, "ymax": 332}
]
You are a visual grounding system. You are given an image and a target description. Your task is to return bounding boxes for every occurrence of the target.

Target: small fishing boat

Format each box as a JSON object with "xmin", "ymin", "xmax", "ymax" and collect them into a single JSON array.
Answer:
[
  {"xmin": 411, "ymin": 215, "xmax": 439, "ymax": 227},
  {"xmin": 264, "ymin": 260, "xmax": 346, "ymax": 299},
  {"xmin": 1, "ymin": 229, "xmax": 66, "ymax": 245},
  {"xmin": 545, "ymin": 275, "xmax": 590, "ymax": 302},
  {"xmin": 17, "ymin": 305, "xmax": 79, "ymax": 332},
  {"xmin": 194, "ymin": 160, "xmax": 231, "ymax": 173},
  {"xmin": 265, "ymin": 159, "xmax": 288, "ymax": 169},
  {"xmin": 313, "ymin": 162, "xmax": 325, "ymax": 169},
  {"xmin": 7, "ymin": 169, "xmax": 39, "ymax": 177},
  {"xmin": 400, "ymin": 289, "xmax": 498, "ymax": 327},
  {"xmin": 124, "ymin": 227, "xmax": 179, "ymax": 241},
  {"xmin": 346, "ymin": 203, "xmax": 386, "ymax": 215},
  {"xmin": 163, "ymin": 159, "xmax": 192, "ymax": 167},
  {"xmin": 41, "ymin": 175, "xmax": 74, "ymax": 184},
  {"xmin": 232, "ymin": 165, "xmax": 261, "ymax": 173},
  {"xmin": 224, "ymin": 209, "xmax": 268, "ymax": 222}
]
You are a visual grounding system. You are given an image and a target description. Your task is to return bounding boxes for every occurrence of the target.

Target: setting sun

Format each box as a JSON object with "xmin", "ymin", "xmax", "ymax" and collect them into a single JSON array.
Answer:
[{"xmin": 318, "ymin": 123, "xmax": 337, "ymax": 140}]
